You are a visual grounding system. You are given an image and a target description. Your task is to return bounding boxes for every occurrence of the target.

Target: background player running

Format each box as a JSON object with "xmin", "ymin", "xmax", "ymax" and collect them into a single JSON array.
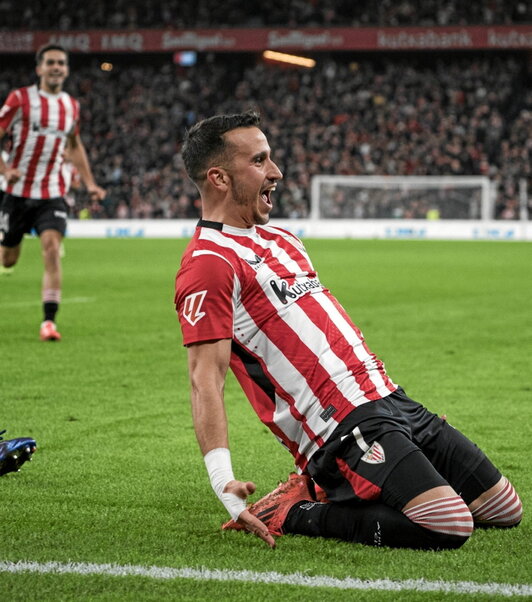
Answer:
[{"xmin": 0, "ymin": 44, "xmax": 105, "ymax": 341}]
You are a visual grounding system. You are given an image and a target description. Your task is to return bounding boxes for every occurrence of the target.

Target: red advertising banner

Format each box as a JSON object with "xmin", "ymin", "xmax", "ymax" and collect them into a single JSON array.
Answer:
[{"xmin": 0, "ymin": 26, "xmax": 531, "ymax": 54}]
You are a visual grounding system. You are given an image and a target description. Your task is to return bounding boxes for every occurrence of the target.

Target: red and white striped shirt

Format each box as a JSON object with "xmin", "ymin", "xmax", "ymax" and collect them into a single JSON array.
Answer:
[
  {"xmin": 175, "ymin": 220, "xmax": 397, "ymax": 471},
  {"xmin": 0, "ymin": 84, "xmax": 79, "ymax": 199}
]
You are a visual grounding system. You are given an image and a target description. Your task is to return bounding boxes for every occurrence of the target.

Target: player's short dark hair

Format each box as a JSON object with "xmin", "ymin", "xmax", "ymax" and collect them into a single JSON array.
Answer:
[
  {"xmin": 182, "ymin": 111, "xmax": 261, "ymax": 183},
  {"xmin": 35, "ymin": 44, "xmax": 69, "ymax": 65}
]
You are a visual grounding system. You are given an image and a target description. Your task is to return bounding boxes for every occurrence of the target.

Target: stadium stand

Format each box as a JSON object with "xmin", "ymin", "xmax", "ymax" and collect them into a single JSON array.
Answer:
[{"xmin": 2, "ymin": 0, "xmax": 531, "ymax": 30}]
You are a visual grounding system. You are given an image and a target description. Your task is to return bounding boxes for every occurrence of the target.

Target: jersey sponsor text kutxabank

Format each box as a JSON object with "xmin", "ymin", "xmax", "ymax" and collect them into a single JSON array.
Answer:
[
  {"xmin": 0, "ymin": 85, "xmax": 79, "ymax": 199},
  {"xmin": 175, "ymin": 221, "xmax": 397, "ymax": 470}
]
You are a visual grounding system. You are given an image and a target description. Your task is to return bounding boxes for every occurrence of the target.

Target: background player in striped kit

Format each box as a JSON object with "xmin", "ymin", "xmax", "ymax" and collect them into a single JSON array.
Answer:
[
  {"xmin": 0, "ymin": 44, "xmax": 105, "ymax": 340},
  {"xmin": 175, "ymin": 111, "xmax": 522, "ymax": 550}
]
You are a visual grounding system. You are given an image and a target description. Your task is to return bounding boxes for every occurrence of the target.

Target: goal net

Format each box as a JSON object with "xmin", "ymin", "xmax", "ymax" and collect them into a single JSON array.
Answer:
[{"xmin": 310, "ymin": 176, "xmax": 493, "ymax": 221}]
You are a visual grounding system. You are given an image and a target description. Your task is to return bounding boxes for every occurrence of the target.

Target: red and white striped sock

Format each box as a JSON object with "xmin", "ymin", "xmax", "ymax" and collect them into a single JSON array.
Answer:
[
  {"xmin": 471, "ymin": 478, "xmax": 522, "ymax": 527},
  {"xmin": 404, "ymin": 495, "xmax": 474, "ymax": 537},
  {"xmin": 42, "ymin": 289, "xmax": 61, "ymax": 304}
]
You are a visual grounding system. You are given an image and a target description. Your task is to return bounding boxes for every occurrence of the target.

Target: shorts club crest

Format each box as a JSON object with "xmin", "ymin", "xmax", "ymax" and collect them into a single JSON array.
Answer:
[{"xmin": 361, "ymin": 441, "xmax": 386, "ymax": 464}]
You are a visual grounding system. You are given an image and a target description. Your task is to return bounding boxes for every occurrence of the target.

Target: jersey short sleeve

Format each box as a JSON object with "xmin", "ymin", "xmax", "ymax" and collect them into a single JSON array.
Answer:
[
  {"xmin": 175, "ymin": 252, "xmax": 236, "ymax": 345},
  {"xmin": 0, "ymin": 90, "xmax": 21, "ymax": 131}
]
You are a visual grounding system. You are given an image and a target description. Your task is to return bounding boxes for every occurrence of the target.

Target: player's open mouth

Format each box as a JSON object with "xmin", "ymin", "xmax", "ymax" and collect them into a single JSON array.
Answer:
[{"xmin": 261, "ymin": 188, "xmax": 275, "ymax": 206}]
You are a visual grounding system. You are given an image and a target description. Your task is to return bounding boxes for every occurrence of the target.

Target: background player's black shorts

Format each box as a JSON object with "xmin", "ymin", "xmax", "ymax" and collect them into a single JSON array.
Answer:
[
  {"xmin": 0, "ymin": 193, "xmax": 68, "ymax": 247},
  {"xmin": 307, "ymin": 387, "xmax": 501, "ymax": 509}
]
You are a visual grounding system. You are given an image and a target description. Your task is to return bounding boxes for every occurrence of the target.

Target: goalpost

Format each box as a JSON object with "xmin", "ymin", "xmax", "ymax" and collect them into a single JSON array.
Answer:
[{"xmin": 310, "ymin": 175, "xmax": 493, "ymax": 221}]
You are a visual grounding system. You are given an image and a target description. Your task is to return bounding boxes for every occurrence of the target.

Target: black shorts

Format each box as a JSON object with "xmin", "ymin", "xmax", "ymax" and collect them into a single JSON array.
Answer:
[
  {"xmin": 0, "ymin": 193, "xmax": 67, "ymax": 247},
  {"xmin": 307, "ymin": 387, "xmax": 501, "ymax": 510}
]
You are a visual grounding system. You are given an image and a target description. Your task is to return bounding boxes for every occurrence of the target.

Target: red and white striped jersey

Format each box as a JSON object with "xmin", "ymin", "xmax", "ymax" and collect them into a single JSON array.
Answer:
[
  {"xmin": 0, "ymin": 84, "xmax": 80, "ymax": 199},
  {"xmin": 175, "ymin": 220, "xmax": 397, "ymax": 470}
]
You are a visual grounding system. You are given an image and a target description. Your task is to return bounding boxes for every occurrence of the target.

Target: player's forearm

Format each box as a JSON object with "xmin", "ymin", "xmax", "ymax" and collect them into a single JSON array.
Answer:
[
  {"xmin": 190, "ymin": 387, "xmax": 230, "ymax": 455},
  {"xmin": 68, "ymin": 139, "xmax": 97, "ymax": 188},
  {"xmin": 190, "ymin": 388, "xmax": 247, "ymax": 519}
]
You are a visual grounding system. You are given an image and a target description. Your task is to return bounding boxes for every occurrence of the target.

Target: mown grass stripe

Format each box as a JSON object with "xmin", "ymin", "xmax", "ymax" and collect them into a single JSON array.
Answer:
[
  {"xmin": 0, "ymin": 297, "xmax": 95, "ymax": 308},
  {"xmin": 0, "ymin": 561, "xmax": 530, "ymax": 597}
]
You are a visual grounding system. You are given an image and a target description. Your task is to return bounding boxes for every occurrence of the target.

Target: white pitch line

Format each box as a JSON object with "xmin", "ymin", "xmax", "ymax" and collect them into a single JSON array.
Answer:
[
  {"xmin": 0, "ymin": 561, "xmax": 530, "ymax": 597},
  {"xmin": 0, "ymin": 297, "xmax": 95, "ymax": 308}
]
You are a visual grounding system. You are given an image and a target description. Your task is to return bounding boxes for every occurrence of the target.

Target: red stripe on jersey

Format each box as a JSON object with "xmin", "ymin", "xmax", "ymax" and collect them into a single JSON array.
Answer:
[
  {"xmin": 22, "ymin": 136, "xmax": 46, "ymax": 198},
  {"xmin": 40, "ymin": 94, "xmax": 49, "ymax": 128},
  {"xmin": 57, "ymin": 97, "xmax": 66, "ymax": 131},
  {"xmin": 41, "ymin": 137, "xmax": 62, "ymax": 198},
  {"xmin": 9, "ymin": 88, "xmax": 30, "ymax": 173},
  {"xmin": 336, "ymin": 457, "xmax": 382, "ymax": 500}
]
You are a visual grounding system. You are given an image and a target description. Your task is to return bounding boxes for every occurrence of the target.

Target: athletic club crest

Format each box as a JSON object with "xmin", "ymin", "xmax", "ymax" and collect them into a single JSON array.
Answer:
[
  {"xmin": 182, "ymin": 290, "xmax": 207, "ymax": 326},
  {"xmin": 361, "ymin": 441, "xmax": 385, "ymax": 464}
]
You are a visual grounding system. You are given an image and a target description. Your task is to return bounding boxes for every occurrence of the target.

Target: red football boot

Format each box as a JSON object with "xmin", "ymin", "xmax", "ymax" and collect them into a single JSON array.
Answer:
[{"xmin": 222, "ymin": 473, "xmax": 314, "ymax": 536}]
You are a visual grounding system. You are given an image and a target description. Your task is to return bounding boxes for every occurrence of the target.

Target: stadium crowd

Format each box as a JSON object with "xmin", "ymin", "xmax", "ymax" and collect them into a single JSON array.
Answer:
[
  {"xmin": 2, "ymin": 0, "xmax": 531, "ymax": 30},
  {"xmin": 1, "ymin": 51, "xmax": 530, "ymax": 220}
]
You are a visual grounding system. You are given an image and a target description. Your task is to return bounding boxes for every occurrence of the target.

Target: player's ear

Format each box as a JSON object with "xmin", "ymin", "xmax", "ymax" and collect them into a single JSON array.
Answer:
[{"xmin": 206, "ymin": 167, "xmax": 229, "ymax": 192}]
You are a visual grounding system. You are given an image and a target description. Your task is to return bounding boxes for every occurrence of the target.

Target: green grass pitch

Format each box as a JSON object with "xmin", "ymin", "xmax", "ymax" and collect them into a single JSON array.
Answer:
[{"xmin": 0, "ymin": 237, "xmax": 530, "ymax": 601}]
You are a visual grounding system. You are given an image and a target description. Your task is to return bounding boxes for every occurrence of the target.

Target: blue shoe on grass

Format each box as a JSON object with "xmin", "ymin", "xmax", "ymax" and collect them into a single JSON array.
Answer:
[{"xmin": 0, "ymin": 430, "xmax": 37, "ymax": 476}]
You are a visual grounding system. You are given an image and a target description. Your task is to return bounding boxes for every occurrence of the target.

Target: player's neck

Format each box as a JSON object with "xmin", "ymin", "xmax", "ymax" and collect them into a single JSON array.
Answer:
[{"xmin": 39, "ymin": 83, "xmax": 63, "ymax": 95}]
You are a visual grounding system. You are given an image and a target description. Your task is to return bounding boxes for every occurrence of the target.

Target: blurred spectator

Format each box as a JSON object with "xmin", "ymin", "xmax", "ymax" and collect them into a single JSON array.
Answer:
[{"xmin": 1, "ymin": 0, "xmax": 531, "ymax": 30}]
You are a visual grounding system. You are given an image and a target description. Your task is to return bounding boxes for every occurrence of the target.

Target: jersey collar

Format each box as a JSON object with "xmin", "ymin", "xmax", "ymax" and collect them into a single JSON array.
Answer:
[{"xmin": 197, "ymin": 219, "xmax": 256, "ymax": 236}]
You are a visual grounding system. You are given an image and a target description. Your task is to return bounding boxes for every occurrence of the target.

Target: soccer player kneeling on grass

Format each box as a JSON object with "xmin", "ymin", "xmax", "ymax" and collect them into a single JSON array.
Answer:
[{"xmin": 174, "ymin": 111, "xmax": 522, "ymax": 550}]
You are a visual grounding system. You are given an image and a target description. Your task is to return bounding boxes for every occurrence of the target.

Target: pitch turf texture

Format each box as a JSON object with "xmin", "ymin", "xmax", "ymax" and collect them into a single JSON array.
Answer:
[{"xmin": 1, "ymin": 237, "xmax": 531, "ymax": 601}]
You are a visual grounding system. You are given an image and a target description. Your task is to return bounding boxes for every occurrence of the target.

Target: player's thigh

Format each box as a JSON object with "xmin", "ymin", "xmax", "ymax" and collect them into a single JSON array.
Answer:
[
  {"xmin": 389, "ymin": 388, "xmax": 500, "ymax": 502},
  {"xmin": 380, "ymin": 442, "xmax": 450, "ymax": 511},
  {"xmin": 34, "ymin": 198, "xmax": 68, "ymax": 239},
  {"xmin": 0, "ymin": 193, "xmax": 28, "ymax": 248}
]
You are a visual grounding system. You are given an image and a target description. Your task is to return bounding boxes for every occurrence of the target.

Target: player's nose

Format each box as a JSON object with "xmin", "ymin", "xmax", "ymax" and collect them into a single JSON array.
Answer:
[{"xmin": 268, "ymin": 160, "xmax": 283, "ymax": 181}]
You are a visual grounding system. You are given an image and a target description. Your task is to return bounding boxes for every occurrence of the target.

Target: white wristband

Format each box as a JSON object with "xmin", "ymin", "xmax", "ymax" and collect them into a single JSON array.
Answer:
[{"xmin": 204, "ymin": 448, "xmax": 246, "ymax": 520}]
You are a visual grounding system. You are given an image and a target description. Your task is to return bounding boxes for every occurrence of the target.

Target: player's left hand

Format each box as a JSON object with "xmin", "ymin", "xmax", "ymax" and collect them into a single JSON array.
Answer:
[{"xmin": 87, "ymin": 184, "xmax": 106, "ymax": 201}]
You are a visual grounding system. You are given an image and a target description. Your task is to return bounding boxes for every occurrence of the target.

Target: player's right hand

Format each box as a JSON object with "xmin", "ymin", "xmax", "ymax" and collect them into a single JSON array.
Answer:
[
  {"xmin": 4, "ymin": 167, "xmax": 21, "ymax": 184},
  {"xmin": 236, "ymin": 507, "xmax": 276, "ymax": 548},
  {"xmin": 87, "ymin": 183, "xmax": 106, "ymax": 201},
  {"xmin": 224, "ymin": 480, "xmax": 276, "ymax": 548}
]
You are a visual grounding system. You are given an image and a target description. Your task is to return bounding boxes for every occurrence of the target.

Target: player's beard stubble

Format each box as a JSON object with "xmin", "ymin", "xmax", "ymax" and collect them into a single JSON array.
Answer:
[{"xmin": 230, "ymin": 175, "xmax": 271, "ymax": 226}]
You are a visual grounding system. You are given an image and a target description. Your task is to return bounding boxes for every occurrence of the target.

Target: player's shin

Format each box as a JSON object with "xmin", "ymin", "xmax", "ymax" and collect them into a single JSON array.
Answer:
[{"xmin": 284, "ymin": 500, "xmax": 470, "ymax": 550}]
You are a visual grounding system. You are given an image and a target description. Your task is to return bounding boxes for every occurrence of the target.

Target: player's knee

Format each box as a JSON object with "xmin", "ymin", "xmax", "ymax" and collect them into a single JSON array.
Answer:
[
  {"xmin": 404, "ymin": 495, "xmax": 474, "ymax": 546},
  {"xmin": 1, "ymin": 250, "xmax": 18, "ymax": 267},
  {"xmin": 427, "ymin": 530, "xmax": 471, "ymax": 550},
  {"xmin": 472, "ymin": 478, "xmax": 523, "ymax": 528}
]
